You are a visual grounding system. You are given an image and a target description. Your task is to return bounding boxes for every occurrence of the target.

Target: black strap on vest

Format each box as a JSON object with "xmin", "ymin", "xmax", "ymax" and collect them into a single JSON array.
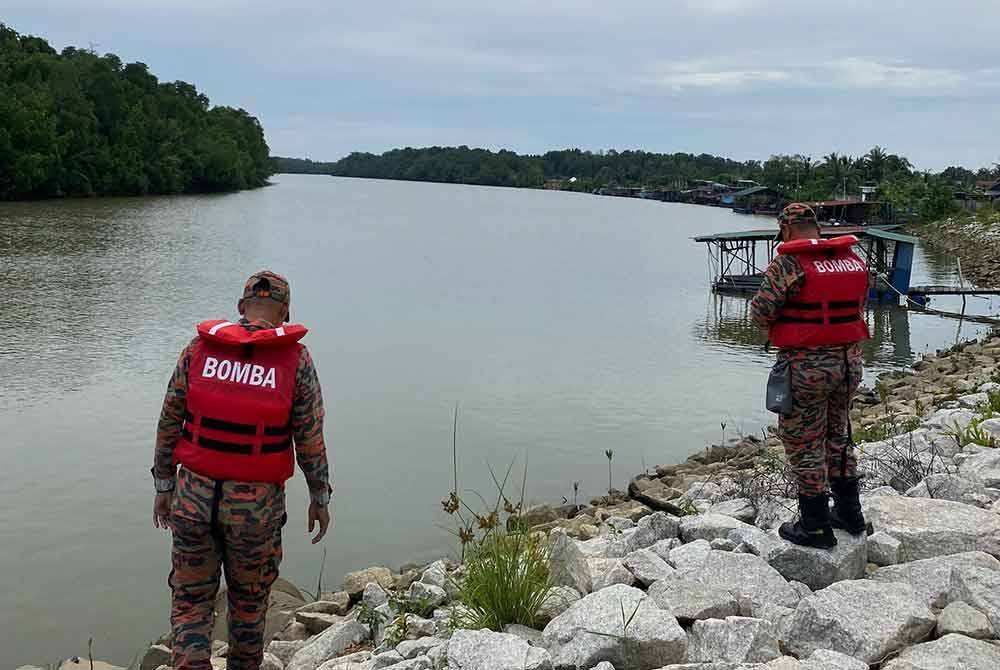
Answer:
[{"xmin": 182, "ymin": 410, "xmax": 292, "ymax": 455}]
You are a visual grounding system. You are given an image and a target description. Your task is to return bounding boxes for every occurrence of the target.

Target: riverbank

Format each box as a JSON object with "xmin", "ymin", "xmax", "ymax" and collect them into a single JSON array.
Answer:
[
  {"xmin": 86, "ymin": 335, "xmax": 1000, "ymax": 670},
  {"xmin": 912, "ymin": 209, "xmax": 1000, "ymax": 287}
]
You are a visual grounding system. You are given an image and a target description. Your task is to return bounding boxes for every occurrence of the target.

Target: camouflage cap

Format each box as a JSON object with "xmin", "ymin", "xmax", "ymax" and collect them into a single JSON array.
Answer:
[
  {"xmin": 239, "ymin": 270, "xmax": 291, "ymax": 317},
  {"xmin": 778, "ymin": 202, "xmax": 818, "ymax": 225}
]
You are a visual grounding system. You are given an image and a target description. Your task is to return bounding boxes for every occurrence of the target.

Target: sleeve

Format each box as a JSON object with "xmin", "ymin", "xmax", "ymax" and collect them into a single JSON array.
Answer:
[
  {"xmin": 153, "ymin": 340, "xmax": 196, "ymax": 485},
  {"xmin": 750, "ymin": 255, "xmax": 806, "ymax": 328},
  {"xmin": 291, "ymin": 345, "xmax": 332, "ymax": 504}
]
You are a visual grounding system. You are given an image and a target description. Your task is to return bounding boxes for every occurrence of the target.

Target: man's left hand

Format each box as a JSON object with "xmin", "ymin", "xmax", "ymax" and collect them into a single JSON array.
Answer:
[{"xmin": 308, "ymin": 501, "xmax": 330, "ymax": 544}]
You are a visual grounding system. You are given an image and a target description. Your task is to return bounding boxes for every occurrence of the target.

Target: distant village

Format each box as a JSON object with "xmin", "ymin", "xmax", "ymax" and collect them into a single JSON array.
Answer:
[{"xmin": 544, "ymin": 176, "xmax": 1000, "ymax": 227}]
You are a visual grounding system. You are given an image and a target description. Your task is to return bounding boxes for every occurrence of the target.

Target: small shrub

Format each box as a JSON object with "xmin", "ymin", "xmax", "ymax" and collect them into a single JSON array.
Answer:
[
  {"xmin": 441, "ymin": 404, "xmax": 552, "ymax": 631},
  {"xmin": 455, "ymin": 529, "xmax": 552, "ymax": 630}
]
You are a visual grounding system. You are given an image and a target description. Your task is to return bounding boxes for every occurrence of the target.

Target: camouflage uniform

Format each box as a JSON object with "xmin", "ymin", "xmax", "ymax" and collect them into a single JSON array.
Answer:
[
  {"xmin": 154, "ymin": 318, "xmax": 330, "ymax": 670},
  {"xmin": 751, "ymin": 253, "xmax": 863, "ymax": 497}
]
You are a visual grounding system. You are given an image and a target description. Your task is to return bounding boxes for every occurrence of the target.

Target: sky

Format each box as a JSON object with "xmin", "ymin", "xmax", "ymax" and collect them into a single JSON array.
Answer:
[{"xmin": 5, "ymin": 0, "xmax": 1000, "ymax": 171}]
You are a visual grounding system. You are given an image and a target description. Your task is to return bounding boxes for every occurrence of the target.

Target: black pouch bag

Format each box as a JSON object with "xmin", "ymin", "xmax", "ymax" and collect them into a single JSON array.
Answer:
[{"xmin": 766, "ymin": 358, "xmax": 793, "ymax": 415}]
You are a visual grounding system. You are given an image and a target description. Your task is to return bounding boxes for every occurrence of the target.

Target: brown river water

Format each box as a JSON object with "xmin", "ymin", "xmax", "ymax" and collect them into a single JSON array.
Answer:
[{"xmin": 1, "ymin": 175, "xmax": 997, "ymax": 666}]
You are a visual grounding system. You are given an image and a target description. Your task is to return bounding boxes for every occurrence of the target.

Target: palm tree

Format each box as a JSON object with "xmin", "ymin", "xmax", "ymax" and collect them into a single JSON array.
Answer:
[{"xmin": 864, "ymin": 146, "xmax": 888, "ymax": 182}]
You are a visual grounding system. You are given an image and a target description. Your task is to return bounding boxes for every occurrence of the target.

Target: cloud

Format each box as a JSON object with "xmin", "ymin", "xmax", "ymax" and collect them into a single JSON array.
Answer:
[
  {"xmin": 825, "ymin": 57, "xmax": 970, "ymax": 91},
  {"xmin": 645, "ymin": 60, "xmax": 792, "ymax": 90}
]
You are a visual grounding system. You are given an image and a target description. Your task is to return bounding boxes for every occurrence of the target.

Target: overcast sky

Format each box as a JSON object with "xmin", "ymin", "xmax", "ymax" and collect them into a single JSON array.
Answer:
[{"xmin": 6, "ymin": 1, "xmax": 999, "ymax": 170}]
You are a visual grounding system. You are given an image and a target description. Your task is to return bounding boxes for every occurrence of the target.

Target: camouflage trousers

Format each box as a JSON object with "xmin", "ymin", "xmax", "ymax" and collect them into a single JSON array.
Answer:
[
  {"xmin": 170, "ymin": 467, "xmax": 287, "ymax": 670},
  {"xmin": 777, "ymin": 344, "xmax": 863, "ymax": 497}
]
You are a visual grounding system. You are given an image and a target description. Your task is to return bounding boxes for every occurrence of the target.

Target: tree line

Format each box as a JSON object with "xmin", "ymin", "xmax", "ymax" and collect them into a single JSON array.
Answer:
[
  {"xmin": 290, "ymin": 145, "xmax": 999, "ymax": 222},
  {"xmin": 0, "ymin": 24, "xmax": 271, "ymax": 199}
]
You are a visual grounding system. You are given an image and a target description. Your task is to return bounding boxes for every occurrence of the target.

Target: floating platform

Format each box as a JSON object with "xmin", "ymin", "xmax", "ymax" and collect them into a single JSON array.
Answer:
[{"xmin": 693, "ymin": 226, "xmax": 916, "ymax": 303}]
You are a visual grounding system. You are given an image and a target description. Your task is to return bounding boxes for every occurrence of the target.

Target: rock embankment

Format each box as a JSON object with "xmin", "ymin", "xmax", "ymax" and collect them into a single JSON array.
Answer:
[{"xmin": 915, "ymin": 209, "xmax": 1000, "ymax": 287}]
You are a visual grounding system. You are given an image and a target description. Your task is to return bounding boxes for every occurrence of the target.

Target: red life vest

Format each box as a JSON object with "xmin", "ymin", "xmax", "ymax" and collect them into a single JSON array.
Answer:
[
  {"xmin": 173, "ymin": 319, "xmax": 308, "ymax": 483},
  {"xmin": 768, "ymin": 236, "xmax": 871, "ymax": 349}
]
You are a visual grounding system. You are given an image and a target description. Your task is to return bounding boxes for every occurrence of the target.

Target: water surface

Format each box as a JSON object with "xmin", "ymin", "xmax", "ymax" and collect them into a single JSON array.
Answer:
[{"xmin": 1, "ymin": 175, "xmax": 996, "ymax": 665}]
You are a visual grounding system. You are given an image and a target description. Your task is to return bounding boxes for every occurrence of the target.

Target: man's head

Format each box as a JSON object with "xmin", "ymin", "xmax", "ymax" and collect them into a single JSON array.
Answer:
[
  {"xmin": 777, "ymin": 203, "xmax": 821, "ymax": 242},
  {"xmin": 238, "ymin": 270, "xmax": 291, "ymax": 325}
]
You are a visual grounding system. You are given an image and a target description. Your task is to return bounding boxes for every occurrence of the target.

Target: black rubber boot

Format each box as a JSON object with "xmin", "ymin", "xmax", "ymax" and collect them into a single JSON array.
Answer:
[
  {"xmin": 779, "ymin": 494, "xmax": 838, "ymax": 549},
  {"xmin": 829, "ymin": 476, "xmax": 866, "ymax": 535}
]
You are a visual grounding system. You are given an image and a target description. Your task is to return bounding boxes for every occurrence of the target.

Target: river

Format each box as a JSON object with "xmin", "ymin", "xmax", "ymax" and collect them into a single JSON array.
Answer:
[{"xmin": 1, "ymin": 175, "xmax": 997, "ymax": 666}]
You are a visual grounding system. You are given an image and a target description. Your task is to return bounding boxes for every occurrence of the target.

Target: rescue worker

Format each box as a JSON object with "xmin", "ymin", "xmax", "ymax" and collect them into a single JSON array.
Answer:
[
  {"xmin": 750, "ymin": 203, "xmax": 869, "ymax": 549},
  {"xmin": 152, "ymin": 271, "xmax": 332, "ymax": 670}
]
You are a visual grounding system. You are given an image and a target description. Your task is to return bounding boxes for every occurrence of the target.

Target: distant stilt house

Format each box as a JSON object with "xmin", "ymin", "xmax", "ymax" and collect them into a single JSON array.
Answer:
[
  {"xmin": 810, "ymin": 200, "xmax": 895, "ymax": 226},
  {"xmin": 954, "ymin": 179, "xmax": 1000, "ymax": 212},
  {"xmin": 721, "ymin": 185, "xmax": 784, "ymax": 215}
]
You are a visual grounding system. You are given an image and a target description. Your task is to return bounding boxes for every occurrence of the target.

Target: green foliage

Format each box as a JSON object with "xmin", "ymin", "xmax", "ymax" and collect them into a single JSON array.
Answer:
[
  {"xmin": 272, "ymin": 156, "xmax": 338, "ymax": 174},
  {"xmin": 0, "ymin": 23, "xmax": 271, "ymax": 199},
  {"xmin": 454, "ymin": 529, "xmax": 552, "ymax": 631},
  {"xmin": 356, "ymin": 600, "xmax": 387, "ymax": 640}
]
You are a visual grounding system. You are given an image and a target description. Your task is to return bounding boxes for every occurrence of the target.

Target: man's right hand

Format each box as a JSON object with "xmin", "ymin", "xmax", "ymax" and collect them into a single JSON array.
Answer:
[{"xmin": 153, "ymin": 492, "xmax": 173, "ymax": 530}]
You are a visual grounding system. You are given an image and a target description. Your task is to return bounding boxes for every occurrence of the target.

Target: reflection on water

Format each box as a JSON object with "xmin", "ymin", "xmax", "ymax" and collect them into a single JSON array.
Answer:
[{"xmin": 697, "ymin": 292, "xmax": 997, "ymax": 384}]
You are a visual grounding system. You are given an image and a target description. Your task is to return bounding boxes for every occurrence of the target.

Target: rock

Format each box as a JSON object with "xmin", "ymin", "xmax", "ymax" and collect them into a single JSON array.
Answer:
[
  {"xmin": 396, "ymin": 636, "xmax": 444, "ymax": 659},
  {"xmin": 295, "ymin": 611, "xmax": 342, "ymax": 635},
  {"xmin": 504, "ymin": 623, "xmax": 544, "ymax": 647},
  {"xmin": 305, "ymin": 593, "xmax": 352, "ymax": 616},
  {"xmin": 709, "ymin": 498, "xmax": 756, "ymax": 524},
  {"xmin": 395, "ymin": 569, "xmax": 421, "ymax": 591},
  {"xmin": 647, "ymin": 575, "xmax": 740, "ymax": 623},
  {"xmin": 448, "ymin": 629, "xmax": 552, "ymax": 670},
  {"xmin": 757, "ymin": 529, "xmax": 867, "ymax": 591},
  {"xmin": 679, "ymin": 514, "xmax": 751, "ymax": 543},
  {"xmin": 576, "ymin": 534, "xmax": 628, "ymax": 559},
  {"xmin": 266, "ymin": 641, "xmax": 308, "ymax": 666},
  {"xmin": 521, "ymin": 504, "xmax": 564, "ymax": 527},
  {"xmin": 788, "ymin": 581, "xmax": 812, "ymax": 599},
  {"xmin": 624, "ymin": 512, "xmax": 681, "ymax": 552},
  {"xmin": 648, "ymin": 538, "xmax": 682, "ymax": 562},
  {"xmin": 260, "ymin": 652, "xmax": 283, "ymax": 670},
  {"xmin": 549, "ymin": 529, "xmax": 593, "ymax": 595},
  {"xmin": 287, "ymin": 620, "xmax": 369, "ymax": 670},
  {"xmin": 936, "ymin": 601, "xmax": 994, "ymax": 639},
  {"xmin": 949, "ymin": 566, "xmax": 1000, "ymax": 636},
  {"xmin": 785, "ymin": 580, "xmax": 936, "ymax": 664},
  {"xmin": 371, "ymin": 651, "xmax": 405, "ymax": 668},
  {"xmin": 590, "ymin": 558, "xmax": 636, "ymax": 591},
  {"xmin": 924, "ymin": 408, "xmax": 976, "ymax": 433},
  {"xmin": 537, "ymin": 586, "xmax": 582, "ymax": 626},
  {"xmin": 685, "ymin": 616, "xmax": 781, "ymax": 664},
  {"xmin": 603, "ymin": 516, "xmax": 635, "ymax": 531},
  {"xmin": 588, "ymin": 663, "xmax": 615, "ymax": 670},
  {"xmin": 863, "ymin": 494, "xmax": 1000, "ymax": 560},
  {"xmin": 276, "ymin": 621, "xmax": 310, "ymax": 642},
  {"xmin": 629, "ymin": 477, "xmax": 685, "ymax": 515},
  {"xmin": 362, "ymin": 582, "xmax": 390, "ymax": 610},
  {"xmin": 683, "ymin": 481, "xmax": 724, "ymax": 504},
  {"xmin": 319, "ymin": 651, "xmax": 375, "ymax": 669},
  {"xmin": 342, "ymin": 567, "xmax": 394, "ymax": 599},
  {"xmin": 408, "ymin": 581, "xmax": 448, "ymax": 608},
  {"xmin": 868, "ymin": 531, "xmax": 903, "ymax": 566},
  {"xmin": 869, "ymin": 551, "xmax": 1000, "ymax": 609},
  {"xmin": 593, "ymin": 500, "xmax": 653, "ymax": 522},
  {"xmin": 959, "ymin": 392, "xmax": 990, "ymax": 409},
  {"xmin": 140, "ymin": 645, "xmax": 171, "ymax": 670},
  {"xmin": 755, "ymin": 498, "xmax": 797, "ymax": 531},
  {"xmin": 418, "ymin": 560, "xmax": 450, "ymax": 590},
  {"xmin": 881, "ymin": 633, "xmax": 1000, "ymax": 669},
  {"xmin": 907, "ymin": 474, "xmax": 994, "ymax": 507},
  {"xmin": 957, "ymin": 449, "xmax": 1000, "ymax": 489},
  {"xmin": 541, "ymin": 583, "xmax": 686, "ymax": 670},
  {"xmin": 675, "ymin": 550, "xmax": 800, "ymax": 617},
  {"xmin": 710, "ymin": 538, "xmax": 735, "ymax": 551},
  {"xmin": 622, "ymin": 548, "xmax": 675, "ymax": 586},
  {"xmin": 668, "ymin": 539, "xmax": 712, "ymax": 570},
  {"xmin": 801, "ymin": 648, "xmax": 867, "ymax": 670}
]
